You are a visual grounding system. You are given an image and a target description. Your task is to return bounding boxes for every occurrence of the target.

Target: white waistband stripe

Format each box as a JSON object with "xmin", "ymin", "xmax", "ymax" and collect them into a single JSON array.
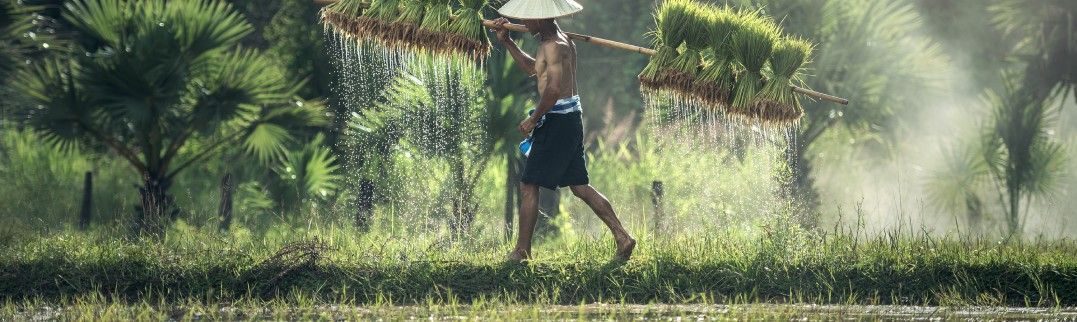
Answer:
[{"xmin": 548, "ymin": 95, "xmax": 582, "ymax": 114}]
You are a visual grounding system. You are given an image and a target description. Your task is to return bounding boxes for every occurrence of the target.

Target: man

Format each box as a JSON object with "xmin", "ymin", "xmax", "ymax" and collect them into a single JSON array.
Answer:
[{"xmin": 491, "ymin": 0, "xmax": 636, "ymax": 261}]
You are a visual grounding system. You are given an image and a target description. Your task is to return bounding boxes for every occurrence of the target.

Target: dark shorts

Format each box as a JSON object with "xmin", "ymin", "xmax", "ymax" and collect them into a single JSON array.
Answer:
[{"xmin": 521, "ymin": 111, "xmax": 588, "ymax": 190}]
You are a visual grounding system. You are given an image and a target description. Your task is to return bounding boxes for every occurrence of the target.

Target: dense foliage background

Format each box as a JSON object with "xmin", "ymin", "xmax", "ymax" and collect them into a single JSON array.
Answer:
[{"xmin": 0, "ymin": 0, "xmax": 1073, "ymax": 241}]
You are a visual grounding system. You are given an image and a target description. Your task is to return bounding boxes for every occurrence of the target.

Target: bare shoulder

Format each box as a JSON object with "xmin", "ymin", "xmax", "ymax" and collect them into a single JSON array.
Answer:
[
  {"xmin": 540, "ymin": 38, "xmax": 570, "ymax": 50},
  {"xmin": 539, "ymin": 39, "xmax": 570, "ymax": 61}
]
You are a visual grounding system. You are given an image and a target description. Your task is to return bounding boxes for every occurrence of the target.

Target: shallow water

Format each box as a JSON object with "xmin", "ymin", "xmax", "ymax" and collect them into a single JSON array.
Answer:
[{"xmin": 16, "ymin": 304, "xmax": 1077, "ymax": 320}]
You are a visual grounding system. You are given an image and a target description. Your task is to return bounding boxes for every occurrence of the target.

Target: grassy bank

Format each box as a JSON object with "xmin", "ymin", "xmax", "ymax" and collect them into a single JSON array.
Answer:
[
  {"xmin": 2, "ymin": 224, "xmax": 1076, "ymax": 307},
  {"xmin": 6, "ymin": 301, "xmax": 1075, "ymax": 320}
]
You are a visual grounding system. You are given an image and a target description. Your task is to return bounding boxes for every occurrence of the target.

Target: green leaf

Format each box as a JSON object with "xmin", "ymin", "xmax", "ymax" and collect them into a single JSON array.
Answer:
[
  {"xmin": 190, "ymin": 49, "xmax": 292, "ymax": 134},
  {"xmin": 167, "ymin": 0, "xmax": 253, "ymax": 56},
  {"xmin": 13, "ymin": 59, "xmax": 96, "ymax": 152},
  {"xmin": 244, "ymin": 123, "xmax": 292, "ymax": 164}
]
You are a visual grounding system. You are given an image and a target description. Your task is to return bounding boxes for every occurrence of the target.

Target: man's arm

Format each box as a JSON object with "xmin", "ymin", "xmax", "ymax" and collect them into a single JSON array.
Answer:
[
  {"xmin": 530, "ymin": 42, "xmax": 564, "ymax": 119},
  {"xmin": 517, "ymin": 42, "xmax": 563, "ymax": 135},
  {"xmin": 492, "ymin": 18, "xmax": 536, "ymax": 75}
]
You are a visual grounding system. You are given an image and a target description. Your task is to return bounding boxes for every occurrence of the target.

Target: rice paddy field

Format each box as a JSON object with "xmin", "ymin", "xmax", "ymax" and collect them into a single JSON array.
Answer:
[{"xmin": 2, "ymin": 0, "xmax": 1077, "ymax": 319}]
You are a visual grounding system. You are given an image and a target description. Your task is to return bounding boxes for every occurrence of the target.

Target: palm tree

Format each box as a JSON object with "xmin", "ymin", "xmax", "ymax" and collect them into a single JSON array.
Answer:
[
  {"xmin": 928, "ymin": 78, "xmax": 1068, "ymax": 236},
  {"xmin": 326, "ymin": 37, "xmax": 399, "ymax": 229},
  {"xmin": 925, "ymin": 0, "xmax": 1073, "ymax": 236},
  {"xmin": 348, "ymin": 59, "xmax": 491, "ymax": 236},
  {"xmin": 985, "ymin": 0, "xmax": 1075, "ymax": 235},
  {"xmin": 990, "ymin": 0, "xmax": 1076, "ymax": 101},
  {"xmin": 981, "ymin": 78, "xmax": 1067, "ymax": 235},
  {"xmin": 15, "ymin": 0, "xmax": 325, "ymax": 235}
]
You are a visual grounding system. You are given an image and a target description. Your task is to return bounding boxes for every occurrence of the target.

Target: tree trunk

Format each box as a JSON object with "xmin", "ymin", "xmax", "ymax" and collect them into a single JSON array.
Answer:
[
  {"xmin": 78, "ymin": 171, "xmax": 93, "ymax": 230},
  {"xmin": 651, "ymin": 180, "xmax": 665, "ymax": 234},
  {"xmin": 137, "ymin": 173, "xmax": 175, "ymax": 237},
  {"xmin": 964, "ymin": 192, "xmax": 983, "ymax": 232},
  {"xmin": 449, "ymin": 161, "xmax": 474, "ymax": 236},
  {"xmin": 355, "ymin": 179, "xmax": 375, "ymax": 230},
  {"xmin": 1007, "ymin": 185, "xmax": 1020, "ymax": 236},
  {"xmin": 218, "ymin": 173, "xmax": 234, "ymax": 232},
  {"xmin": 783, "ymin": 140, "xmax": 821, "ymax": 228}
]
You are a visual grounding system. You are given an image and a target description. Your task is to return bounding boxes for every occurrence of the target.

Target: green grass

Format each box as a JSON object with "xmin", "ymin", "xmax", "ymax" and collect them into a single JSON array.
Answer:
[
  {"xmin": 5, "ymin": 301, "xmax": 1074, "ymax": 320},
  {"xmin": 2, "ymin": 220, "xmax": 1076, "ymax": 307}
]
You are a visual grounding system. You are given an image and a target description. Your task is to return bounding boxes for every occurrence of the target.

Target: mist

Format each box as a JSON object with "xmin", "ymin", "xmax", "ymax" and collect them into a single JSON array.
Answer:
[{"xmin": 550, "ymin": 0, "xmax": 1077, "ymax": 238}]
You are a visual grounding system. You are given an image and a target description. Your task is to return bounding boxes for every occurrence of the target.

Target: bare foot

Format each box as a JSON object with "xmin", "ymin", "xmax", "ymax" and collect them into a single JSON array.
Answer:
[
  {"xmin": 614, "ymin": 236, "xmax": 636, "ymax": 261},
  {"xmin": 506, "ymin": 249, "xmax": 530, "ymax": 263}
]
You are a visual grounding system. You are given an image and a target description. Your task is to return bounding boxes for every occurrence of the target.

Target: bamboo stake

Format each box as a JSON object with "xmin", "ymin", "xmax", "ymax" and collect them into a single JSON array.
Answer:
[{"xmin": 316, "ymin": 0, "xmax": 850, "ymax": 106}]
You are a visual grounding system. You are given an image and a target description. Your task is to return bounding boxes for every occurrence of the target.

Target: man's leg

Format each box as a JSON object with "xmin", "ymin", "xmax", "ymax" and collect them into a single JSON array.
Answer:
[
  {"xmin": 509, "ymin": 182, "xmax": 541, "ymax": 260},
  {"xmin": 569, "ymin": 184, "xmax": 636, "ymax": 260}
]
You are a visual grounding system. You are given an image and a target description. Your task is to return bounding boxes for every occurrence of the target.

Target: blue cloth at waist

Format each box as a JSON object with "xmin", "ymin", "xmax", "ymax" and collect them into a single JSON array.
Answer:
[{"xmin": 520, "ymin": 96, "xmax": 581, "ymax": 157}]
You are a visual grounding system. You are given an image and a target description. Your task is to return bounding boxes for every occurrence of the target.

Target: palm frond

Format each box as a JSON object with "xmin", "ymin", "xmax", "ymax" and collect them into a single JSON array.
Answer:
[
  {"xmin": 0, "ymin": 0, "xmax": 54, "ymax": 81},
  {"xmin": 190, "ymin": 48, "xmax": 293, "ymax": 133},
  {"xmin": 990, "ymin": 0, "xmax": 1077, "ymax": 99},
  {"xmin": 167, "ymin": 0, "xmax": 253, "ymax": 57},
  {"xmin": 259, "ymin": 99, "xmax": 330, "ymax": 130},
  {"xmin": 288, "ymin": 134, "xmax": 341, "ymax": 199},
  {"xmin": 927, "ymin": 142, "xmax": 989, "ymax": 214},
  {"xmin": 792, "ymin": 0, "xmax": 945, "ymax": 135},
  {"xmin": 978, "ymin": 73, "xmax": 1066, "ymax": 231},
  {"xmin": 62, "ymin": 0, "xmax": 136, "ymax": 49},
  {"xmin": 12, "ymin": 58, "xmax": 96, "ymax": 151},
  {"xmin": 244, "ymin": 123, "xmax": 292, "ymax": 164},
  {"xmin": 1025, "ymin": 140, "xmax": 1066, "ymax": 197}
]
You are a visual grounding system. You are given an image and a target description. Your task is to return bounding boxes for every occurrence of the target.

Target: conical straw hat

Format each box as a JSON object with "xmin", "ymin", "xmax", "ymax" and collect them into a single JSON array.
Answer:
[{"xmin": 497, "ymin": 0, "xmax": 583, "ymax": 20}]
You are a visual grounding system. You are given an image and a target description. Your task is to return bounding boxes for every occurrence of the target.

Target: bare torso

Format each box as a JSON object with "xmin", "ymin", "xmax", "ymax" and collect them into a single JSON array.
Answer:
[{"xmin": 535, "ymin": 33, "xmax": 578, "ymax": 100}]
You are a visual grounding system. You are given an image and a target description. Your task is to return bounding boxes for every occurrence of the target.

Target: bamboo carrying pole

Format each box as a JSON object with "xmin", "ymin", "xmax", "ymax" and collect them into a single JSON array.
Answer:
[{"xmin": 315, "ymin": 0, "xmax": 850, "ymax": 105}]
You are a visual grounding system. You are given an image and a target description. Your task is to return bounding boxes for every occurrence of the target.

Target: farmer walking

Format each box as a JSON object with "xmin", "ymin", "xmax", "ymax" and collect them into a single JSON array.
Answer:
[{"xmin": 492, "ymin": 0, "xmax": 636, "ymax": 261}]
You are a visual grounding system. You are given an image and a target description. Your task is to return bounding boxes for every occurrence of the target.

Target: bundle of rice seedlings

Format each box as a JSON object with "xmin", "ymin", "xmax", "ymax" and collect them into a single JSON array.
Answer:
[
  {"xmin": 639, "ymin": 0, "xmax": 692, "ymax": 93},
  {"xmin": 663, "ymin": 2, "xmax": 710, "ymax": 95},
  {"xmin": 325, "ymin": 0, "xmax": 366, "ymax": 16},
  {"xmin": 418, "ymin": 0, "xmax": 453, "ymax": 52},
  {"xmin": 321, "ymin": 0, "xmax": 368, "ymax": 40},
  {"xmin": 391, "ymin": 0, "xmax": 428, "ymax": 49},
  {"xmin": 729, "ymin": 11, "xmax": 780, "ymax": 120},
  {"xmin": 361, "ymin": 0, "xmax": 402, "ymax": 41},
  {"xmin": 757, "ymin": 37, "xmax": 813, "ymax": 124},
  {"xmin": 692, "ymin": 5, "xmax": 738, "ymax": 108},
  {"xmin": 447, "ymin": 0, "xmax": 491, "ymax": 60}
]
